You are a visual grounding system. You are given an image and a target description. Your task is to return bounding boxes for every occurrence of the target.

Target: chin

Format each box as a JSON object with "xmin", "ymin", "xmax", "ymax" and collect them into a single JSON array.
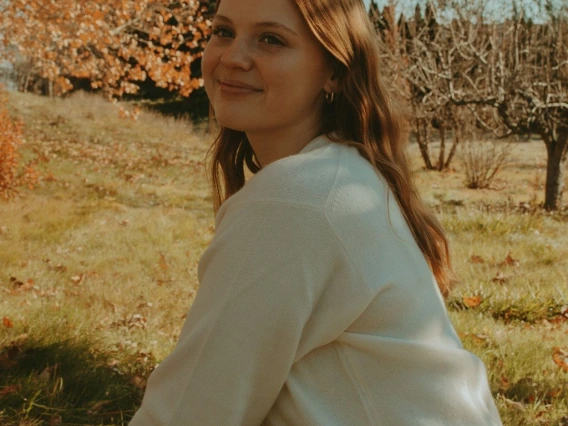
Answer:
[
  {"xmin": 215, "ymin": 114, "xmax": 251, "ymax": 133},
  {"xmin": 218, "ymin": 121, "xmax": 247, "ymax": 132}
]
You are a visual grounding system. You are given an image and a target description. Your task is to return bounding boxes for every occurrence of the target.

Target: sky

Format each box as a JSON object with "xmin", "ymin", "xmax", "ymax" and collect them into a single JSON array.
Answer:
[{"xmin": 363, "ymin": 0, "xmax": 565, "ymax": 22}]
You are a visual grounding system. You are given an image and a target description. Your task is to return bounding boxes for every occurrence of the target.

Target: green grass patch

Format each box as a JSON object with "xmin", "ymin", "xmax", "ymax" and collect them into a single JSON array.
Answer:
[{"xmin": 1, "ymin": 91, "xmax": 567, "ymax": 425}]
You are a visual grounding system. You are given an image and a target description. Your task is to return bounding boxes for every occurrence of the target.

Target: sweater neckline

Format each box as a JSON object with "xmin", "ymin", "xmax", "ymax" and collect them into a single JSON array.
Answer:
[
  {"xmin": 253, "ymin": 133, "xmax": 334, "ymax": 175},
  {"xmin": 297, "ymin": 133, "xmax": 333, "ymax": 155}
]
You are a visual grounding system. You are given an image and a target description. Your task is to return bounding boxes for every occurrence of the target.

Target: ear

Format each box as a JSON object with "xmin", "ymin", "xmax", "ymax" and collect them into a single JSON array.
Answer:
[
  {"xmin": 323, "ymin": 61, "xmax": 344, "ymax": 93},
  {"xmin": 323, "ymin": 73, "xmax": 342, "ymax": 94}
]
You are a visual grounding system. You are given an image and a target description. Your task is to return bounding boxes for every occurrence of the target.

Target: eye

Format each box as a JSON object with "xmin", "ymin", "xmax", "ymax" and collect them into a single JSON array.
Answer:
[
  {"xmin": 211, "ymin": 26, "xmax": 234, "ymax": 38},
  {"xmin": 260, "ymin": 34, "xmax": 284, "ymax": 46}
]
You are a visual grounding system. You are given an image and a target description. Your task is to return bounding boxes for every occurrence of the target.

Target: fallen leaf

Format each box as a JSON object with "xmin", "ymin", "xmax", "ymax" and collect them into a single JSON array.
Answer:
[
  {"xmin": 552, "ymin": 347, "xmax": 568, "ymax": 372},
  {"xmin": 128, "ymin": 314, "xmax": 147, "ymax": 329},
  {"xmin": 470, "ymin": 255, "xmax": 485, "ymax": 264},
  {"xmin": 3, "ymin": 317, "xmax": 13, "ymax": 328},
  {"xmin": 49, "ymin": 414, "xmax": 62, "ymax": 426},
  {"xmin": 499, "ymin": 252, "xmax": 520, "ymax": 267},
  {"xmin": 131, "ymin": 374, "xmax": 147, "ymax": 389},
  {"xmin": 70, "ymin": 274, "xmax": 84, "ymax": 285},
  {"xmin": 502, "ymin": 397, "xmax": 525, "ymax": 411},
  {"xmin": 0, "ymin": 384, "xmax": 20, "ymax": 397},
  {"xmin": 548, "ymin": 315, "xmax": 567, "ymax": 325},
  {"xmin": 11, "ymin": 333, "xmax": 29, "ymax": 347},
  {"xmin": 492, "ymin": 271, "xmax": 508, "ymax": 284},
  {"xmin": 463, "ymin": 296, "xmax": 483, "ymax": 308},
  {"xmin": 10, "ymin": 278, "xmax": 35, "ymax": 294},
  {"xmin": 545, "ymin": 387, "xmax": 562, "ymax": 399},
  {"xmin": 0, "ymin": 346, "xmax": 20, "ymax": 369},
  {"xmin": 159, "ymin": 253, "xmax": 168, "ymax": 271},
  {"xmin": 88, "ymin": 400, "xmax": 110, "ymax": 414},
  {"xmin": 10, "ymin": 276, "xmax": 24, "ymax": 287},
  {"xmin": 39, "ymin": 364, "xmax": 57, "ymax": 382},
  {"xmin": 52, "ymin": 264, "xmax": 68, "ymax": 273},
  {"xmin": 472, "ymin": 333, "xmax": 491, "ymax": 344}
]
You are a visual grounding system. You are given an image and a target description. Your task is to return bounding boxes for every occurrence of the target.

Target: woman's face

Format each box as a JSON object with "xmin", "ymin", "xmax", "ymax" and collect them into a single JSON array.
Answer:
[{"xmin": 202, "ymin": 0, "xmax": 335, "ymax": 134}]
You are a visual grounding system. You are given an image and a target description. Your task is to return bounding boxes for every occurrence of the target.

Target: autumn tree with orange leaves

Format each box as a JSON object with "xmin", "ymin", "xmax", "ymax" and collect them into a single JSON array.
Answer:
[{"xmin": 0, "ymin": 0, "xmax": 214, "ymax": 98}]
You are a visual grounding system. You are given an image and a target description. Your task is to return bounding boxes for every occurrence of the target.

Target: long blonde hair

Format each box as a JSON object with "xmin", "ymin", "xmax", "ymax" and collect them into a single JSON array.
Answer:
[{"xmin": 207, "ymin": 0, "xmax": 456, "ymax": 295}]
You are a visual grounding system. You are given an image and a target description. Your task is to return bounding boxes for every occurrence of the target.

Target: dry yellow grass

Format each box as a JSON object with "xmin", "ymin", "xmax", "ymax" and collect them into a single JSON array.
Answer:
[{"xmin": 1, "ymin": 91, "xmax": 567, "ymax": 425}]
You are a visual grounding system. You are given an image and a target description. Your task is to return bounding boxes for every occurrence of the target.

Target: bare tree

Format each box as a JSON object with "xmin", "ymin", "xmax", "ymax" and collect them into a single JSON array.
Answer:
[
  {"xmin": 438, "ymin": 0, "xmax": 567, "ymax": 209},
  {"xmin": 373, "ymin": 2, "xmax": 470, "ymax": 172},
  {"xmin": 375, "ymin": 0, "xmax": 567, "ymax": 209}
]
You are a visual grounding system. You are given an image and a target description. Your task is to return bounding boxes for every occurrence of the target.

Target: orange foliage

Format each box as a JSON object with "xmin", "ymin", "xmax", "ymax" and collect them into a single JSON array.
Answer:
[
  {"xmin": 0, "ymin": 0, "xmax": 213, "ymax": 98},
  {"xmin": 0, "ymin": 86, "xmax": 38, "ymax": 201},
  {"xmin": 117, "ymin": 105, "xmax": 141, "ymax": 121}
]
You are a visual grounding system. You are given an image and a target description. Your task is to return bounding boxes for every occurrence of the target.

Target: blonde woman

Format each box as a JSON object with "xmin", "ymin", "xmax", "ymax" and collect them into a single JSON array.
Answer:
[{"xmin": 130, "ymin": 0, "xmax": 502, "ymax": 424}]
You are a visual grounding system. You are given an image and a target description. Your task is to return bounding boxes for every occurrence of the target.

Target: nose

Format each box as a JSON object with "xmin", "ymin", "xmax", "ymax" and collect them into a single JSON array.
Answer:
[{"xmin": 219, "ymin": 38, "xmax": 254, "ymax": 70}]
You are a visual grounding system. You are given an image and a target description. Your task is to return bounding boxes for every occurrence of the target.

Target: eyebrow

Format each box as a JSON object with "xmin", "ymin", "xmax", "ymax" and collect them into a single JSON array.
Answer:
[{"xmin": 213, "ymin": 14, "xmax": 299, "ymax": 37}]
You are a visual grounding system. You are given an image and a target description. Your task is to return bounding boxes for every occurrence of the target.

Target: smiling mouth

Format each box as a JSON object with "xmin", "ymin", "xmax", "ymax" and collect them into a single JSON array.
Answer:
[
  {"xmin": 219, "ymin": 83, "xmax": 260, "ymax": 94},
  {"xmin": 218, "ymin": 80, "xmax": 263, "ymax": 95}
]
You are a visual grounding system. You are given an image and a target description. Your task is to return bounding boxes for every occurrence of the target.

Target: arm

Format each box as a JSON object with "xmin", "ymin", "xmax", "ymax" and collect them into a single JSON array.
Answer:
[{"xmin": 129, "ymin": 201, "xmax": 364, "ymax": 426}]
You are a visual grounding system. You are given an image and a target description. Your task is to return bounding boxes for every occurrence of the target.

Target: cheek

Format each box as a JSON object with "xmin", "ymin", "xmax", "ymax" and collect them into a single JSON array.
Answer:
[
  {"xmin": 265, "ymin": 61, "xmax": 305, "ymax": 97},
  {"xmin": 268, "ymin": 56, "xmax": 327, "ymax": 97},
  {"xmin": 201, "ymin": 46, "xmax": 217, "ymax": 92},
  {"xmin": 268, "ymin": 67, "xmax": 323, "ymax": 108}
]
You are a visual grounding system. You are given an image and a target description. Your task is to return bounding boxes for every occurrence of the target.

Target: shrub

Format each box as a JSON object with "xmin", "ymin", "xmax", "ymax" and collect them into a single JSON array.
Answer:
[
  {"xmin": 459, "ymin": 137, "xmax": 512, "ymax": 189},
  {"xmin": 0, "ymin": 85, "xmax": 37, "ymax": 200}
]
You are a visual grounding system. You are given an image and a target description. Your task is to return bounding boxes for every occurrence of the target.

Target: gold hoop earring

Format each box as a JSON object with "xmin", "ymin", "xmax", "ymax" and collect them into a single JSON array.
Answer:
[{"xmin": 325, "ymin": 92, "xmax": 335, "ymax": 104}]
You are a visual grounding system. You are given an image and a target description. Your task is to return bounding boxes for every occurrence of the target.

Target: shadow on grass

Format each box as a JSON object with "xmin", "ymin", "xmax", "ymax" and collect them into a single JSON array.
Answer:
[
  {"xmin": 501, "ymin": 377, "xmax": 568, "ymax": 405},
  {"xmin": 448, "ymin": 297, "xmax": 568, "ymax": 324},
  {"xmin": 134, "ymin": 87, "xmax": 211, "ymax": 125},
  {"xmin": 499, "ymin": 377, "xmax": 568, "ymax": 425},
  {"xmin": 0, "ymin": 337, "xmax": 146, "ymax": 426}
]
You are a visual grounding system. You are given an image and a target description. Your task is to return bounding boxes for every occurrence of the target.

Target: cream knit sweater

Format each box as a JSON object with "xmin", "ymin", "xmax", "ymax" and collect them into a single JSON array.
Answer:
[{"xmin": 130, "ymin": 134, "xmax": 502, "ymax": 425}]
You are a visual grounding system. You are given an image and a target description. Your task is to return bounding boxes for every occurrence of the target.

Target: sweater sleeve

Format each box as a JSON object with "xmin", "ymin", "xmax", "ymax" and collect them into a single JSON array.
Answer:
[{"xmin": 129, "ymin": 201, "xmax": 370, "ymax": 426}]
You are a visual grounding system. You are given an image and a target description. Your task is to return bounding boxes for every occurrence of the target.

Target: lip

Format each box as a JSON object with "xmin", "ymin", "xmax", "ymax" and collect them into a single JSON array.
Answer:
[{"xmin": 218, "ymin": 78, "xmax": 263, "ymax": 93}]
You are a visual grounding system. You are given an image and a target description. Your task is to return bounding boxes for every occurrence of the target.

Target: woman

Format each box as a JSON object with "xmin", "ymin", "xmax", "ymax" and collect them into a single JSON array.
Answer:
[{"xmin": 130, "ymin": 0, "xmax": 502, "ymax": 424}]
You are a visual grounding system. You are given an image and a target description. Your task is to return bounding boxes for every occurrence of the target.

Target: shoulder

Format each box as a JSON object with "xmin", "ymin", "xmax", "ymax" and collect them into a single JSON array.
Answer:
[
  {"xmin": 239, "ymin": 135, "xmax": 341, "ymax": 208},
  {"xmin": 216, "ymin": 134, "xmax": 385, "ymax": 226}
]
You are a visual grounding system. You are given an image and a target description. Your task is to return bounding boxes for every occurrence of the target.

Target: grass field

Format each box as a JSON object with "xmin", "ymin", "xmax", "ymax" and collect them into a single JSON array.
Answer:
[{"xmin": 1, "ymin": 91, "xmax": 567, "ymax": 425}]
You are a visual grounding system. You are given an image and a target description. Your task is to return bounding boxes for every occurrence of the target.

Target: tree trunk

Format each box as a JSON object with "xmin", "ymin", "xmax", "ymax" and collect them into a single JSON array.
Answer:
[
  {"xmin": 415, "ymin": 118, "xmax": 433, "ymax": 169},
  {"xmin": 20, "ymin": 73, "xmax": 31, "ymax": 93},
  {"xmin": 437, "ymin": 124, "xmax": 446, "ymax": 171},
  {"xmin": 544, "ymin": 127, "xmax": 568, "ymax": 211},
  {"xmin": 444, "ymin": 127, "xmax": 460, "ymax": 169}
]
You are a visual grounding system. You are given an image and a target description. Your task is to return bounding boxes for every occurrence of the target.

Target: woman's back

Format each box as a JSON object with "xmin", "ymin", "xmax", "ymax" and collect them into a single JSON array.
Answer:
[
  {"xmin": 245, "ymin": 134, "xmax": 500, "ymax": 425},
  {"xmin": 131, "ymin": 134, "xmax": 501, "ymax": 425}
]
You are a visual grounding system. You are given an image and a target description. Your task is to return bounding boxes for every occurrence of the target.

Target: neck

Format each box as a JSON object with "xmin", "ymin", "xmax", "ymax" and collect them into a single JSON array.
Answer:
[{"xmin": 246, "ymin": 122, "xmax": 323, "ymax": 169}]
